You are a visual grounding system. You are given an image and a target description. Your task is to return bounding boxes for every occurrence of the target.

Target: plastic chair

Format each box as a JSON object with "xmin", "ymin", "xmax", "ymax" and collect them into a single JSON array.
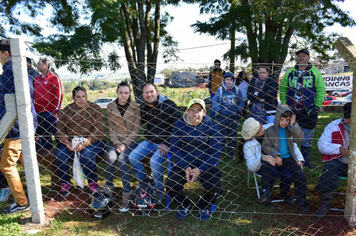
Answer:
[
  {"xmin": 247, "ymin": 168, "xmax": 289, "ymax": 203},
  {"xmin": 166, "ymin": 153, "xmax": 217, "ymax": 212}
]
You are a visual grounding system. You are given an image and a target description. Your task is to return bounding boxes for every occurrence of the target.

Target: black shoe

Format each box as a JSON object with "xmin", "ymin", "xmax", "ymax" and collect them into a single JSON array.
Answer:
[
  {"xmin": 258, "ymin": 191, "xmax": 272, "ymax": 204},
  {"xmin": 263, "ymin": 200, "xmax": 272, "ymax": 207},
  {"xmin": 298, "ymin": 201, "xmax": 309, "ymax": 214},
  {"xmin": 3, "ymin": 202, "xmax": 30, "ymax": 215},
  {"xmin": 315, "ymin": 204, "xmax": 330, "ymax": 219},
  {"xmin": 283, "ymin": 195, "xmax": 295, "ymax": 206}
]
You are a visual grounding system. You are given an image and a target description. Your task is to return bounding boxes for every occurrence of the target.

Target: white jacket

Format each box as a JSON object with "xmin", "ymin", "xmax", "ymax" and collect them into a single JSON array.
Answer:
[{"xmin": 244, "ymin": 138, "xmax": 304, "ymax": 173}]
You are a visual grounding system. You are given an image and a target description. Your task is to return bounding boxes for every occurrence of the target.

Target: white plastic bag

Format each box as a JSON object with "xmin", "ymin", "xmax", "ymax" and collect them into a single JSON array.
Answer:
[{"xmin": 72, "ymin": 136, "xmax": 86, "ymax": 189}]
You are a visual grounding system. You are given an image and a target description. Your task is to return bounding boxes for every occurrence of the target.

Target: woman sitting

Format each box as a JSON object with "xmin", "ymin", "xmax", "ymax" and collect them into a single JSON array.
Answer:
[
  {"xmin": 104, "ymin": 82, "xmax": 141, "ymax": 212},
  {"xmin": 55, "ymin": 86, "xmax": 105, "ymax": 197}
]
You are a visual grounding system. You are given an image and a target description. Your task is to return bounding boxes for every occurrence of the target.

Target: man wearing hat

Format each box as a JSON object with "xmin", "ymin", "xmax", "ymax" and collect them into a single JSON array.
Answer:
[
  {"xmin": 280, "ymin": 49, "xmax": 326, "ymax": 168},
  {"xmin": 0, "ymin": 39, "xmax": 38, "ymax": 214},
  {"xmin": 166, "ymin": 98, "xmax": 223, "ymax": 221},
  {"xmin": 314, "ymin": 102, "xmax": 352, "ymax": 219}
]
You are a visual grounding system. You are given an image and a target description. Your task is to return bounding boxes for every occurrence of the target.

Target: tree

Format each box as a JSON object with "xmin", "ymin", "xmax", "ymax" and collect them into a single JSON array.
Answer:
[
  {"xmin": 1, "ymin": 0, "xmax": 180, "ymax": 101},
  {"xmin": 191, "ymin": 0, "xmax": 355, "ymax": 77}
]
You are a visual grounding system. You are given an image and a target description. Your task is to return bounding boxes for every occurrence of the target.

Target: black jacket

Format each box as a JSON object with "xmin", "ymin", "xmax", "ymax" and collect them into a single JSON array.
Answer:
[
  {"xmin": 141, "ymin": 94, "xmax": 181, "ymax": 145},
  {"xmin": 247, "ymin": 76, "xmax": 278, "ymax": 112}
]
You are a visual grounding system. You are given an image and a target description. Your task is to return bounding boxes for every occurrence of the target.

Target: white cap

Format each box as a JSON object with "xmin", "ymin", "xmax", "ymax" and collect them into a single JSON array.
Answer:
[{"xmin": 241, "ymin": 118, "xmax": 260, "ymax": 140}]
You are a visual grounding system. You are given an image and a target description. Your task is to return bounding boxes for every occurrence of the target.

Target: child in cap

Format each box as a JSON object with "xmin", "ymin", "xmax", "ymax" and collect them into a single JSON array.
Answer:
[{"xmin": 211, "ymin": 71, "xmax": 244, "ymax": 160}]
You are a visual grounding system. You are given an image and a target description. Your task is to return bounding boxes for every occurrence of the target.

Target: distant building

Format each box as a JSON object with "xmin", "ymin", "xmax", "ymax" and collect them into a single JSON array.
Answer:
[{"xmin": 171, "ymin": 71, "xmax": 209, "ymax": 88}]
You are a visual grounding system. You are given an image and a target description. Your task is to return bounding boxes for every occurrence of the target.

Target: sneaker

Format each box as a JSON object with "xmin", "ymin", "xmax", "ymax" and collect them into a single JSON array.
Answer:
[
  {"xmin": 119, "ymin": 191, "xmax": 132, "ymax": 212},
  {"xmin": 89, "ymin": 183, "xmax": 98, "ymax": 193},
  {"xmin": 199, "ymin": 209, "xmax": 210, "ymax": 221},
  {"xmin": 283, "ymin": 195, "xmax": 295, "ymax": 206},
  {"xmin": 3, "ymin": 202, "xmax": 30, "ymax": 215},
  {"xmin": 258, "ymin": 190, "xmax": 272, "ymax": 204},
  {"xmin": 177, "ymin": 204, "xmax": 190, "ymax": 220},
  {"xmin": 0, "ymin": 187, "xmax": 12, "ymax": 202},
  {"xmin": 60, "ymin": 183, "xmax": 72, "ymax": 197}
]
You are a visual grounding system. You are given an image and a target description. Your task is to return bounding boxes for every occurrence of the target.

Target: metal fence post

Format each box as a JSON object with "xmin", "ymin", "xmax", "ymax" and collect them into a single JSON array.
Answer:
[
  {"xmin": 10, "ymin": 38, "xmax": 45, "ymax": 224},
  {"xmin": 336, "ymin": 37, "xmax": 356, "ymax": 226}
]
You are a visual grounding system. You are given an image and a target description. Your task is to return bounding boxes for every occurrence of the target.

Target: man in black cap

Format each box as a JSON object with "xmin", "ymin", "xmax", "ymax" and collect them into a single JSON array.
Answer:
[
  {"xmin": 280, "ymin": 49, "xmax": 326, "ymax": 168},
  {"xmin": 314, "ymin": 102, "xmax": 352, "ymax": 219}
]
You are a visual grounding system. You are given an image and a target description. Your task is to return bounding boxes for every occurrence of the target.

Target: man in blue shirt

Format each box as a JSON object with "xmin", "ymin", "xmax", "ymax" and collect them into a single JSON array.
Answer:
[{"xmin": 166, "ymin": 98, "xmax": 223, "ymax": 221}]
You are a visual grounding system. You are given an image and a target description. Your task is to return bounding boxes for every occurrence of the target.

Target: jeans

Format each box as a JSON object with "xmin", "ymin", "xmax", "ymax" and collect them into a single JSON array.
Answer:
[
  {"xmin": 55, "ymin": 140, "xmax": 105, "ymax": 184},
  {"xmin": 217, "ymin": 115, "xmax": 239, "ymax": 157},
  {"xmin": 129, "ymin": 140, "xmax": 166, "ymax": 193},
  {"xmin": 165, "ymin": 165, "xmax": 223, "ymax": 210},
  {"xmin": 0, "ymin": 139, "xmax": 27, "ymax": 206},
  {"xmin": 36, "ymin": 111, "xmax": 58, "ymax": 150},
  {"xmin": 315, "ymin": 159, "xmax": 348, "ymax": 193},
  {"xmin": 260, "ymin": 158, "xmax": 306, "ymax": 201},
  {"xmin": 105, "ymin": 142, "xmax": 138, "ymax": 192}
]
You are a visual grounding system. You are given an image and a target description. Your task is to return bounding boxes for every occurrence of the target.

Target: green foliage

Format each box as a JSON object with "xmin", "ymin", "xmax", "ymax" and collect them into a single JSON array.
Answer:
[
  {"xmin": 190, "ymin": 0, "xmax": 356, "ymax": 72},
  {"xmin": 0, "ymin": 0, "xmax": 78, "ymax": 38}
]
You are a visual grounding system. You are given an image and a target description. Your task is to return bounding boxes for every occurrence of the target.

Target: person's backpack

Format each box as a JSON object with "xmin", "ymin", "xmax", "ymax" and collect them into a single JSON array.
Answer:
[{"xmin": 132, "ymin": 181, "xmax": 157, "ymax": 208}]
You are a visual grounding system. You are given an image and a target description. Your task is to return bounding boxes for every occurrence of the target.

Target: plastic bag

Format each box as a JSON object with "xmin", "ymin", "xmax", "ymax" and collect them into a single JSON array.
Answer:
[{"xmin": 72, "ymin": 136, "xmax": 86, "ymax": 189}]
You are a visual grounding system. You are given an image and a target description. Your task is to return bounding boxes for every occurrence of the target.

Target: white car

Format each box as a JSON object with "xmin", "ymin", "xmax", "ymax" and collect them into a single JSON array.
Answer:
[
  {"xmin": 330, "ymin": 93, "xmax": 352, "ymax": 105},
  {"xmin": 93, "ymin": 97, "xmax": 116, "ymax": 108}
]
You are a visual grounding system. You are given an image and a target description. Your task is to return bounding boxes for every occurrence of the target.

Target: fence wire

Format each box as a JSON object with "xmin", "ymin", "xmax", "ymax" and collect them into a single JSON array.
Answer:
[{"xmin": 0, "ymin": 59, "xmax": 354, "ymax": 231}]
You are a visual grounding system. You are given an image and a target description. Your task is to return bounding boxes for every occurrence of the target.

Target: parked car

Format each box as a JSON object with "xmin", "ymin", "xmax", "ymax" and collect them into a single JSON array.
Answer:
[
  {"xmin": 330, "ymin": 94, "xmax": 352, "ymax": 105},
  {"xmin": 322, "ymin": 95, "xmax": 337, "ymax": 106},
  {"xmin": 93, "ymin": 97, "xmax": 116, "ymax": 108},
  {"xmin": 331, "ymin": 89, "xmax": 351, "ymax": 97}
]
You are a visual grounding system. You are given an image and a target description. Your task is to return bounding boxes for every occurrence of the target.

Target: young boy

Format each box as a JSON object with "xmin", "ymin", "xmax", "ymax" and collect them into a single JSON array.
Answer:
[
  {"xmin": 261, "ymin": 104, "xmax": 308, "ymax": 213},
  {"xmin": 211, "ymin": 72, "xmax": 244, "ymax": 160}
]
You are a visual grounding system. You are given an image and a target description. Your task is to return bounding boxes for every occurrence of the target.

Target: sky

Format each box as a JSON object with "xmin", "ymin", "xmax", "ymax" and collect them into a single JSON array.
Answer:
[
  {"xmin": 4, "ymin": 0, "xmax": 356, "ymax": 76},
  {"xmin": 158, "ymin": 1, "xmax": 356, "ymax": 70}
]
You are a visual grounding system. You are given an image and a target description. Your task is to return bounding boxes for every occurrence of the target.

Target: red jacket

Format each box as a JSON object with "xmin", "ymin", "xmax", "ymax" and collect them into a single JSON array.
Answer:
[
  {"xmin": 34, "ymin": 70, "xmax": 63, "ymax": 113},
  {"xmin": 318, "ymin": 119, "xmax": 346, "ymax": 162}
]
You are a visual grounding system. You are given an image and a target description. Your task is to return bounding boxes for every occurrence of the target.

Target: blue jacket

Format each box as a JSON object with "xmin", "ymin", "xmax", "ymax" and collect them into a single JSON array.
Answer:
[
  {"xmin": 169, "ymin": 113, "xmax": 222, "ymax": 172},
  {"xmin": 0, "ymin": 60, "xmax": 37, "ymax": 139},
  {"xmin": 212, "ymin": 78, "xmax": 245, "ymax": 117}
]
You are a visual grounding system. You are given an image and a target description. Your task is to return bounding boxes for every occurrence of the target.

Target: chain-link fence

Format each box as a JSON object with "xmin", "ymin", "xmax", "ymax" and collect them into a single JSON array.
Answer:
[{"xmin": 1, "ymin": 39, "xmax": 356, "ymax": 234}]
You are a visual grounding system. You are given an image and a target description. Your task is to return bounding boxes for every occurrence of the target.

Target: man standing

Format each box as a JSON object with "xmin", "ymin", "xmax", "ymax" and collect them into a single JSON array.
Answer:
[
  {"xmin": 280, "ymin": 49, "xmax": 325, "ymax": 168},
  {"xmin": 208, "ymin": 59, "xmax": 225, "ymax": 118},
  {"xmin": 0, "ymin": 38, "xmax": 38, "ymax": 214},
  {"xmin": 314, "ymin": 102, "xmax": 351, "ymax": 219},
  {"xmin": 26, "ymin": 57, "xmax": 39, "ymax": 82},
  {"xmin": 34, "ymin": 58, "xmax": 63, "ymax": 150},
  {"xmin": 129, "ymin": 83, "xmax": 181, "ymax": 204},
  {"xmin": 166, "ymin": 98, "xmax": 222, "ymax": 221}
]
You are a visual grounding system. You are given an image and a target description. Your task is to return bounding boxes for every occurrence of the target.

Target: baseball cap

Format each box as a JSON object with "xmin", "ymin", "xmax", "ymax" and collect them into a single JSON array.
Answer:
[
  {"xmin": 343, "ymin": 102, "xmax": 352, "ymax": 119},
  {"xmin": 296, "ymin": 49, "xmax": 309, "ymax": 56},
  {"xmin": 187, "ymin": 98, "xmax": 206, "ymax": 110},
  {"xmin": 0, "ymin": 39, "xmax": 11, "ymax": 51}
]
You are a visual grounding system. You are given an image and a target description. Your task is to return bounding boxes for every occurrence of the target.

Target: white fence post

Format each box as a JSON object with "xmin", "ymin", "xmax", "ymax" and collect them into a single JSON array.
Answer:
[
  {"xmin": 336, "ymin": 37, "xmax": 356, "ymax": 226},
  {"xmin": 10, "ymin": 38, "xmax": 45, "ymax": 224}
]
